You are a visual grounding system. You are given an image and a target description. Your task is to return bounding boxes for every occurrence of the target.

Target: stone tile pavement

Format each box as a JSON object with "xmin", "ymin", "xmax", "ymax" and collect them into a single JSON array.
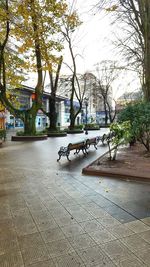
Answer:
[{"xmin": 0, "ymin": 130, "xmax": 150, "ymax": 266}]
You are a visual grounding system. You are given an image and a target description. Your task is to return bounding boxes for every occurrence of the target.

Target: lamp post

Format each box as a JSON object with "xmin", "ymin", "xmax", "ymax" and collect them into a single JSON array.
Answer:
[{"xmin": 84, "ymin": 97, "xmax": 88, "ymax": 135}]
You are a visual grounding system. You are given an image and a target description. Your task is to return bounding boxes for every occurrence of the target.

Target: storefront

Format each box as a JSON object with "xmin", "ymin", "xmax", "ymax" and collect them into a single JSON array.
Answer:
[{"xmin": 4, "ymin": 86, "xmax": 66, "ymax": 129}]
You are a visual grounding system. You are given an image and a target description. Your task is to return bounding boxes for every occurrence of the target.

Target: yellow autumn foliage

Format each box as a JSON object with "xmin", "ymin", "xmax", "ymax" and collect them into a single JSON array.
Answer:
[
  {"xmin": 0, "ymin": 102, "xmax": 5, "ymax": 112},
  {"xmin": 0, "ymin": 0, "xmax": 80, "ymax": 92},
  {"xmin": 105, "ymin": 5, "xmax": 118, "ymax": 12}
]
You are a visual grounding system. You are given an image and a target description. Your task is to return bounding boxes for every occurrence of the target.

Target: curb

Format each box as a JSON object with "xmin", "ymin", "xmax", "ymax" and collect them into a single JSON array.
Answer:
[
  {"xmin": 11, "ymin": 135, "xmax": 48, "ymax": 141},
  {"xmin": 82, "ymin": 150, "xmax": 150, "ymax": 182}
]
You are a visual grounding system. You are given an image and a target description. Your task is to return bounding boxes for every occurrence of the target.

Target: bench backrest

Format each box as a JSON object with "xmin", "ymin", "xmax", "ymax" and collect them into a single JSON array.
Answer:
[
  {"xmin": 86, "ymin": 137, "xmax": 97, "ymax": 145},
  {"xmin": 68, "ymin": 141, "xmax": 85, "ymax": 151}
]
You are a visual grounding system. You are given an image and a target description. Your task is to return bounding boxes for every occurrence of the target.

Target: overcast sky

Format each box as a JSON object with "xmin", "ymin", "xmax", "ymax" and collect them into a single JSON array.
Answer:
[
  {"xmin": 27, "ymin": 0, "xmax": 141, "ymax": 98},
  {"xmin": 62, "ymin": 0, "xmax": 117, "ymax": 73},
  {"xmin": 61, "ymin": 0, "xmax": 141, "ymax": 98}
]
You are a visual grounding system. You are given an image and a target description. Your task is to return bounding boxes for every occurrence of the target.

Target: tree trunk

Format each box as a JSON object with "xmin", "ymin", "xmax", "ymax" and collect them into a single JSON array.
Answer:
[
  {"xmin": 70, "ymin": 113, "xmax": 76, "ymax": 130},
  {"xmin": 69, "ymin": 75, "xmax": 76, "ymax": 130},
  {"xmin": 104, "ymin": 100, "xmax": 108, "ymax": 126},
  {"xmin": 70, "ymin": 106, "xmax": 82, "ymax": 130},
  {"xmin": 69, "ymin": 91, "xmax": 75, "ymax": 130},
  {"xmin": 69, "ymin": 77, "xmax": 82, "ymax": 130},
  {"xmin": 49, "ymin": 93, "xmax": 57, "ymax": 131},
  {"xmin": 47, "ymin": 57, "xmax": 63, "ymax": 132},
  {"xmin": 24, "ymin": 110, "xmax": 37, "ymax": 135},
  {"xmin": 143, "ymin": 1, "xmax": 150, "ymax": 101}
]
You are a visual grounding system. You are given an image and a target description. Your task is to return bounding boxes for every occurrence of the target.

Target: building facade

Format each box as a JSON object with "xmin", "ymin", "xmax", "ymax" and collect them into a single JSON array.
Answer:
[
  {"xmin": 3, "ymin": 72, "xmax": 114, "ymax": 130},
  {"xmin": 5, "ymin": 85, "xmax": 65, "ymax": 130}
]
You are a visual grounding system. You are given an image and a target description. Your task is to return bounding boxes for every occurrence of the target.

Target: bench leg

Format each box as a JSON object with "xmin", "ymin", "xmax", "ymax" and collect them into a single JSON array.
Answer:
[
  {"xmin": 85, "ymin": 147, "xmax": 88, "ymax": 154},
  {"xmin": 66, "ymin": 154, "xmax": 71, "ymax": 161},
  {"xmin": 74, "ymin": 149, "xmax": 79, "ymax": 155},
  {"xmin": 82, "ymin": 148, "xmax": 87, "ymax": 155},
  {"xmin": 94, "ymin": 144, "xmax": 97, "ymax": 149},
  {"xmin": 57, "ymin": 153, "xmax": 62, "ymax": 162}
]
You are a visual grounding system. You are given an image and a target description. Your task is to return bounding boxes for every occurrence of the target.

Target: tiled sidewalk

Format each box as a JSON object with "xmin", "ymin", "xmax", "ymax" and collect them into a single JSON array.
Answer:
[
  {"xmin": 0, "ymin": 167, "xmax": 150, "ymax": 267},
  {"xmin": 0, "ymin": 134, "xmax": 150, "ymax": 267}
]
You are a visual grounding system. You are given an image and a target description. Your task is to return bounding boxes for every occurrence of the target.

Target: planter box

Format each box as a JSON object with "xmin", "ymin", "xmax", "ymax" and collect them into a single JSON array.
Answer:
[
  {"xmin": 99, "ymin": 125, "xmax": 110, "ymax": 128},
  {"xmin": 47, "ymin": 132, "xmax": 67, "ymax": 137},
  {"xmin": 11, "ymin": 135, "xmax": 48, "ymax": 141},
  {"xmin": 84, "ymin": 127, "xmax": 100, "ymax": 131},
  {"xmin": 67, "ymin": 130, "xmax": 84, "ymax": 134}
]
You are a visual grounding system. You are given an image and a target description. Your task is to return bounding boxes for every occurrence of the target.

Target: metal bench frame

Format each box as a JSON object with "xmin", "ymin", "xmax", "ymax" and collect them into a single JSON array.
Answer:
[
  {"xmin": 57, "ymin": 141, "xmax": 87, "ymax": 161},
  {"xmin": 57, "ymin": 133, "xmax": 116, "ymax": 162},
  {"xmin": 85, "ymin": 137, "xmax": 99, "ymax": 151}
]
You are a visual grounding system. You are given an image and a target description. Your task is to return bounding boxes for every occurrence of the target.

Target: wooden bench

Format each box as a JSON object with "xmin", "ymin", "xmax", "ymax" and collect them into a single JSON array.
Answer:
[
  {"xmin": 97, "ymin": 134, "xmax": 107, "ymax": 145},
  {"xmin": 57, "ymin": 134, "xmax": 114, "ymax": 162},
  {"xmin": 105, "ymin": 132, "xmax": 116, "ymax": 144},
  {"xmin": 57, "ymin": 141, "xmax": 87, "ymax": 161},
  {"xmin": 85, "ymin": 137, "xmax": 99, "ymax": 151},
  {"xmin": 98, "ymin": 132, "xmax": 115, "ymax": 145}
]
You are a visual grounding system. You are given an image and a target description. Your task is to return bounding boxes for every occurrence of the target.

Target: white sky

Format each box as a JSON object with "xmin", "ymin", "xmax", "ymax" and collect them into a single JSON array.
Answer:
[
  {"xmin": 27, "ymin": 0, "xmax": 141, "ymax": 99},
  {"xmin": 62, "ymin": 0, "xmax": 141, "ymax": 98},
  {"xmin": 62, "ymin": 0, "xmax": 117, "ymax": 73}
]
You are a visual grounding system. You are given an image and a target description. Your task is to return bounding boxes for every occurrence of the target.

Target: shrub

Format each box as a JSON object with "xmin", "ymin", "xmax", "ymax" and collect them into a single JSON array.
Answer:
[
  {"xmin": 0, "ymin": 129, "xmax": 6, "ymax": 140},
  {"xmin": 45, "ymin": 127, "xmax": 66, "ymax": 133},
  {"xmin": 74, "ymin": 124, "xmax": 83, "ymax": 130},
  {"xmin": 118, "ymin": 101, "xmax": 150, "ymax": 151},
  {"xmin": 108, "ymin": 121, "xmax": 132, "ymax": 160},
  {"xmin": 67, "ymin": 124, "xmax": 83, "ymax": 130},
  {"xmin": 84, "ymin": 123, "xmax": 100, "ymax": 129},
  {"xmin": 16, "ymin": 131, "xmax": 46, "ymax": 136}
]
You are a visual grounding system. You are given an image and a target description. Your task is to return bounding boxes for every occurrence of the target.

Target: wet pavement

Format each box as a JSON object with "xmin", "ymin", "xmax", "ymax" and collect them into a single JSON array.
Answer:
[{"xmin": 0, "ymin": 128, "xmax": 150, "ymax": 266}]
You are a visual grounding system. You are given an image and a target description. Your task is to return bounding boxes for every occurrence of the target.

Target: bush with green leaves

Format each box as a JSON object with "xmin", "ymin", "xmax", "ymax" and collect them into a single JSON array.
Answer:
[
  {"xmin": 108, "ymin": 121, "xmax": 132, "ymax": 160},
  {"xmin": 16, "ymin": 131, "xmax": 46, "ymax": 136},
  {"xmin": 67, "ymin": 124, "xmax": 83, "ymax": 130},
  {"xmin": 118, "ymin": 102, "xmax": 150, "ymax": 151},
  {"xmin": 84, "ymin": 123, "xmax": 100, "ymax": 130},
  {"xmin": 45, "ymin": 127, "xmax": 66, "ymax": 133},
  {"xmin": 0, "ymin": 129, "xmax": 6, "ymax": 140}
]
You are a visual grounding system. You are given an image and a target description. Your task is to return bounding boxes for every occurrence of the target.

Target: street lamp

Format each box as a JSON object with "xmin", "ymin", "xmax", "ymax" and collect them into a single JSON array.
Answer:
[{"xmin": 84, "ymin": 97, "xmax": 88, "ymax": 135}]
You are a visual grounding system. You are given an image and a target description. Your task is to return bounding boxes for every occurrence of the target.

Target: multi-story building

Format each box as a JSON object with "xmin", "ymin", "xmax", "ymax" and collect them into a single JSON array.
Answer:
[
  {"xmin": 5, "ymin": 85, "xmax": 66, "ymax": 129},
  {"xmin": 116, "ymin": 90, "xmax": 143, "ymax": 112},
  {"xmin": 52, "ymin": 72, "xmax": 113, "ymax": 126},
  {"xmin": 3, "ymin": 71, "xmax": 114, "ymax": 129},
  {"xmin": 52, "ymin": 73, "xmax": 99, "ymax": 125}
]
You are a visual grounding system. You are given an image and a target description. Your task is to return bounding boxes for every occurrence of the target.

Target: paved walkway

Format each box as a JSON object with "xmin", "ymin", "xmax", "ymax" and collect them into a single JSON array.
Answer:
[{"xmin": 0, "ymin": 129, "xmax": 150, "ymax": 266}]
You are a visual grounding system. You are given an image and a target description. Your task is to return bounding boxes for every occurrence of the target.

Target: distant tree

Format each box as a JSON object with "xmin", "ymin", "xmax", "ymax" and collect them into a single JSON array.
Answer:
[
  {"xmin": 42, "ymin": 6, "xmax": 82, "ymax": 131},
  {"xmin": 58, "ymin": 72, "xmax": 92, "ymax": 129},
  {"xmin": 96, "ymin": 0, "xmax": 150, "ymax": 101},
  {"xmin": 95, "ymin": 60, "xmax": 119, "ymax": 125},
  {"xmin": 61, "ymin": 12, "xmax": 87, "ymax": 130}
]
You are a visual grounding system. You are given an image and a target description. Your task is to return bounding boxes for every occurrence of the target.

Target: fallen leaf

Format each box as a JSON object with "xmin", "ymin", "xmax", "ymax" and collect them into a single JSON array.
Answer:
[{"xmin": 105, "ymin": 189, "xmax": 109, "ymax": 192}]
